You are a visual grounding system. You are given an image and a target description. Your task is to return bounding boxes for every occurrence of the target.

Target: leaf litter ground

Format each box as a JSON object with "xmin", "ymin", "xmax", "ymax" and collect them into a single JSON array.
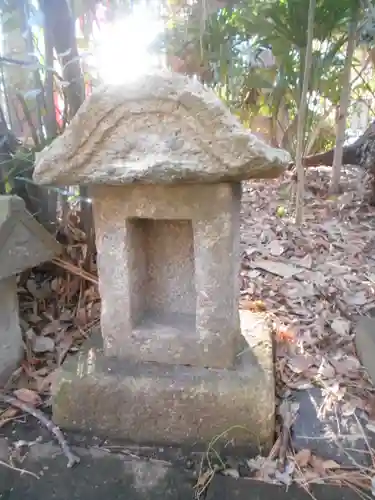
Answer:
[{"xmin": 2, "ymin": 166, "xmax": 375, "ymax": 496}]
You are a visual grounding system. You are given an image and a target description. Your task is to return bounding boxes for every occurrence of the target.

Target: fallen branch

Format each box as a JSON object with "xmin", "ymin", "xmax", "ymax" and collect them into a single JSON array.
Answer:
[
  {"xmin": 0, "ymin": 394, "xmax": 80, "ymax": 468},
  {"xmin": 0, "ymin": 458, "xmax": 39, "ymax": 479},
  {"xmin": 52, "ymin": 257, "xmax": 98, "ymax": 285},
  {"xmin": 278, "ymin": 400, "xmax": 296, "ymax": 471}
]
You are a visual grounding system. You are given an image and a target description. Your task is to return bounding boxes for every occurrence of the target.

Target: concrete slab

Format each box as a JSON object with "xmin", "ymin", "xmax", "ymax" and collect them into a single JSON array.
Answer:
[
  {"xmin": 0, "ymin": 440, "xmax": 195, "ymax": 500},
  {"xmin": 51, "ymin": 311, "xmax": 275, "ymax": 453},
  {"xmin": 0, "ymin": 434, "xmax": 366, "ymax": 500}
]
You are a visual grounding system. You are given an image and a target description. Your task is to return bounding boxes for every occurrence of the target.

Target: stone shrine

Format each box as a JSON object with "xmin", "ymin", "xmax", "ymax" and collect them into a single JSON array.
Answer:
[
  {"xmin": 0, "ymin": 196, "xmax": 61, "ymax": 384},
  {"xmin": 33, "ymin": 70, "xmax": 290, "ymax": 450}
]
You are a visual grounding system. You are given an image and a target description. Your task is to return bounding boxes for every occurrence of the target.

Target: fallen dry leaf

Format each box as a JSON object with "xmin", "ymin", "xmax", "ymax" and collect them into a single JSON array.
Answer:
[
  {"xmin": 221, "ymin": 468, "xmax": 240, "ymax": 479},
  {"xmin": 0, "ymin": 406, "xmax": 19, "ymax": 427},
  {"xmin": 240, "ymin": 299, "xmax": 267, "ymax": 312},
  {"xmin": 13, "ymin": 388, "xmax": 42, "ymax": 407},
  {"xmin": 321, "ymin": 459, "xmax": 341, "ymax": 470},
  {"xmin": 294, "ymin": 448, "xmax": 311, "ymax": 468}
]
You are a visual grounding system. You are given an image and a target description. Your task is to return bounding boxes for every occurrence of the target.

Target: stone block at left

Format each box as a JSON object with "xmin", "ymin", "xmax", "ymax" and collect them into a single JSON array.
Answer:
[{"xmin": 0, "ymin": 196, "xmax": 61, "ymax": 384}]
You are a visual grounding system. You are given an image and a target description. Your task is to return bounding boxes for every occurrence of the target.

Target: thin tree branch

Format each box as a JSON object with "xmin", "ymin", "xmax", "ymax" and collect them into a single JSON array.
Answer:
[{"xmin": 0, "ymin": 394, "xmax": 80, "ymax": 469}]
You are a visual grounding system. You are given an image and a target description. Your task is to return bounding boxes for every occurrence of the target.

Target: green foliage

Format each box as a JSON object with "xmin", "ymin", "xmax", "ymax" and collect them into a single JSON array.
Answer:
[{"xmin": 162, "ymin": 0, "xmax": 374, "ymax": 154}]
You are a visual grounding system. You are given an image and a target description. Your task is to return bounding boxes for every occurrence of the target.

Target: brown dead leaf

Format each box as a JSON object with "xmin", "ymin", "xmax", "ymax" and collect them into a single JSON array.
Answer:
[
  {"xmin": 294, "ymin": 448, "xmax": 311, "ymax": 468},
  {"xmin": 287, "ymin": 354, "xmax": 314, "ymax": 375},
  {"xmin": 309, "ymin": 455, "xmax": 326, "ymax": 476},
  {"xmin": 59, "ymin": 310, "xmax": 74, "ymax": 323},
  {"xmin": 252, "ymin": 259, "xmax": 301, "ymax": 279},
  {"xmin": 36, "ymin": 370, "xmax": 58, "ymax": 394},
  {"xmin": 302, "ymin": 470, "xmax": 322, "ymax": 482},
  {"xmin": 331, "ymin": 318, "xmax": 351, "ymax": 337},
  {"xmin": 26, "ymin": 313, "xmax": 43, "ymax": 325},
  {"xmin": 0, "ymin": 406, "xmax": 19, "ymax": 427},
  {"xmin": 240, "ymin": 299, "xmax": 267, "ymax": 312},
  {"xmin": 13, "ymin": 388, "xmax": 42, "ymax": 407},
  {"xmin": 268, "ymin": 240, "xmax": 285, "ymax": 257},
  {"xmin": 321, "ymin": 459, "xmax": 341, "ymax": 470},
  {"xmin": 75, "ymin": 306, "xmax": 88, "ymax": 326},
  {"xmin": 194, "ymin": 468, "xmax": 215, "ymax": 492},
  {"xmin": 276, "ymin": 326, "xmax": 295, "ymax": 343},
  {"xmin": 331, "ymin": 355, "xmax": 361, "ymax": 375},
  {"xmin": 57, "ymin": 333, "xmax": 75, "ymax": 366},
  {"xmin": 40, "ymin": 320, "xmax": 61, "ymax": 336}
]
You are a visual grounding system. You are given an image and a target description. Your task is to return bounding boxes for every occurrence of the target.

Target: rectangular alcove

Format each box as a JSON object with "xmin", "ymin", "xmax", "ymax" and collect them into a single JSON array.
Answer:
[{"xmin": 129, "ymin": 217, "xmax": 197, "ymax": 361}]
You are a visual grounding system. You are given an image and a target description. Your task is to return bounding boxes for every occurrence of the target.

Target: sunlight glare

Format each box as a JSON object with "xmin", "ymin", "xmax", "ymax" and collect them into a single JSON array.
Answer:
[{"xmin": 95, "ymin": 5, "xmax": 164, "ymax": 85}]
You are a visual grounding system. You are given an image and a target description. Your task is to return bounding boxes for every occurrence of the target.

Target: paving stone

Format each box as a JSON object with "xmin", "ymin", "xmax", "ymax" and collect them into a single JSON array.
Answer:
[
  {"xmin": 206, "ymin": 475, "xmax": 366, "ymax": 500},
  {"xmin": 354, "ymin": 316, "xmax": 375, "ymax": 385},
  {"xmin": 292, "ymin": 388, "xmax": 373, "ymax": 468},
  {"xmin": 0, "ymin": 422, "xmax": 366, "ymax": 500},
  {"xmin": 0, "ymin": 433, "xmax": 364, "ymax": 500},
  {"xmin": 0, "ymin": 442, "xmax": 195, "ymax": 500}
]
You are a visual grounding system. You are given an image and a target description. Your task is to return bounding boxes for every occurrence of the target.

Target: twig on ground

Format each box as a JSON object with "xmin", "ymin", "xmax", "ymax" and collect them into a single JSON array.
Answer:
[
  {"xmin": 52, "ymin": 257, "xmax": 98, "ymax": 285},
  {"xmin": 0, "ymin": 394, "xmax": 80, "ymax": 468},
  {"xmin": 278, "ymin": 400, "xmax": 296, "ymax": 471},
  {"xmin": 0, "ymin": 458, "xmax": 39, "ymax": 479}
]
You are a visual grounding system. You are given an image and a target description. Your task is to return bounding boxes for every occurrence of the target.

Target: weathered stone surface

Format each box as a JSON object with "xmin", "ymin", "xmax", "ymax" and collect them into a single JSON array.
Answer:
[
  {"xmin": 0, "ymin": 276, "xmax": 23, "ymax": 384},
  {"xmin": 0, "ymin": 440, "xmax": 195, "ymax": 500},
  {"xmin": 0, "ymin": 195, "xmax": 61, "ymax": 384},
  {"xmin": 93, "ymin": 183, "xmax": 241, "ymax": 369},
  {"xmin": 52, "ymin": 311, "xmax": 274, "ymax": 451},
  {"xmin": 0, "ymin": 195, "xmax": 61, "ymax": 280},
  {"xmin": 354, "ymin": 316, "xmax": 375, "ymax": 384},
  {"xmin": 33, "ymin": 70, "xmax": 290, "ymax": 186},
  {"xmin": 0, "ymin": 436, "xmax": 365, "ymax": 500}
]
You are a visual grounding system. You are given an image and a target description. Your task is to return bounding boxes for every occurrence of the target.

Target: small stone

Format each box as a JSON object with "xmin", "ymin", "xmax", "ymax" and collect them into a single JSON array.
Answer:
[
  {"xmin": 331, "ymin": 318, "xmax": 351, "ymax": 337},
  {"xmin": 267, "ymin": 240, "xmax": 284, "ymax": 257},
  {"xmin": 32, "ymin": 335, "xmax": 55, "ymax": 353}
]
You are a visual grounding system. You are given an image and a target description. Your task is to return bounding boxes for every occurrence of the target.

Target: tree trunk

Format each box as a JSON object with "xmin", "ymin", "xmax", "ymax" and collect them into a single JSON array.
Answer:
[
  {"xmin": 329, "ymin": 13, "xmax": 358, "ymax": 193},
  {"xmin": 39, "ymin": 0, "xmax": 84, "ymax": 119},
  {"xmin": 39, "ymin": 0, "xmax": 93, "ymax": 244},
  {"xmin": 302, "ymin": 120, "xmax": 375, "ymax": 168},
  {"xmin": 295, "ymin": 0, "xmax": 316, "ymax": 225}
]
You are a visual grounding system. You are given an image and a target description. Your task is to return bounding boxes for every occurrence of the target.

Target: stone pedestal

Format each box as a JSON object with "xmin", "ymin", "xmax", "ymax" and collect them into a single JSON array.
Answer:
[
  {"xmin": 33, "ymin": 70, "xmax": 291, "ymax": 450},
  {"xmin": 53, "ymin": 310, "xmax": 274, "ymax": 451}
]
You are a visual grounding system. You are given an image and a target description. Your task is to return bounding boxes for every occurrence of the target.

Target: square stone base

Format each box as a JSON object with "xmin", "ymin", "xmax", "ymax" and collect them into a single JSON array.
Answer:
[{"xmin": 52, "ymin": 312, "xmax": 275, "ymax": 453}]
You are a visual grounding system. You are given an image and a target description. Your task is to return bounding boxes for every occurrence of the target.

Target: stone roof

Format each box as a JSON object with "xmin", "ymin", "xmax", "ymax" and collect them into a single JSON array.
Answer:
[
  {"xmin": 33, "ymin": 70, "xmax": 291, "ymax": 186},
  {"xmin": 0, "ymin": 196, "xmax": 61, "ymax": 280}
]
